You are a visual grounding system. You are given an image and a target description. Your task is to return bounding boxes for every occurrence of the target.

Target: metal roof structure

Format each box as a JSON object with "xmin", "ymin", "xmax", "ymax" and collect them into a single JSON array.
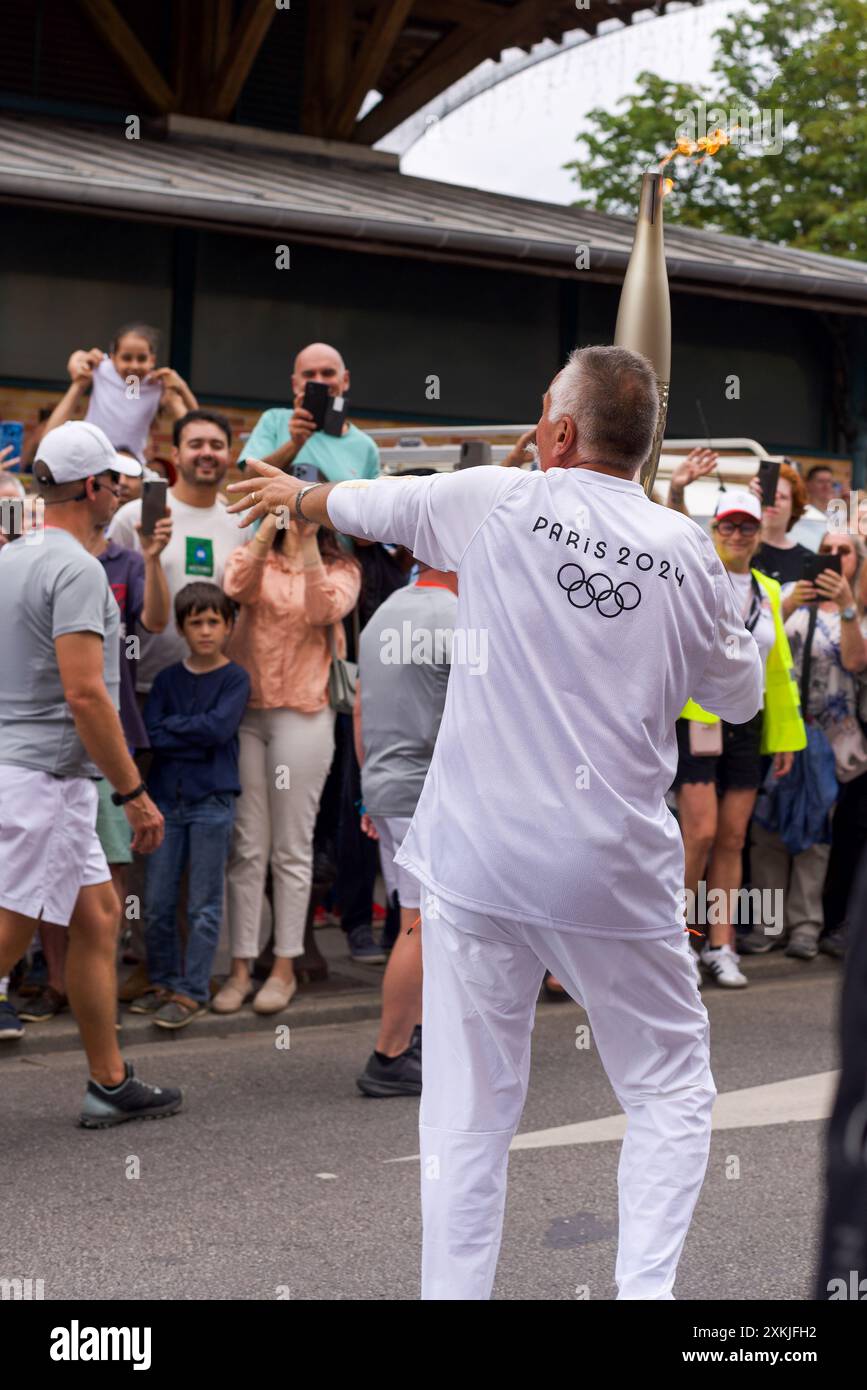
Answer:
[
  {"xmin": 2, "ymin": 113, "xmax": 867, "ymax": 314},
  {"xmin": 0, "ymin": 1, "xmax": 702, "ymax": 145}
]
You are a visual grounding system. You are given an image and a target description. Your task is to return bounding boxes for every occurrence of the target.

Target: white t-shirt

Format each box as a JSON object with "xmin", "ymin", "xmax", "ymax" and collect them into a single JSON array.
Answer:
[
  {"xmin": 328, "ymin": 466, "xmax": 764, "ymax": 938},
  {"xmin": 108, "ymin": 492, "xmax": 248, "ymax": 690},
  {"xmin": 85, "ymin": 355, "xmax": 162, "ymax": 460},
  {"xmin": 728, "ymin": 571, "xmax": 775, "ymax": 674}
]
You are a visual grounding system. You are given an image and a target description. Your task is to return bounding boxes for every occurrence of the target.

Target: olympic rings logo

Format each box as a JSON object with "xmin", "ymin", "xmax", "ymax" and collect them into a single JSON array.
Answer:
[{"xmin": 556, "ymin": 563, "xmax": 642, "ymax": 618}]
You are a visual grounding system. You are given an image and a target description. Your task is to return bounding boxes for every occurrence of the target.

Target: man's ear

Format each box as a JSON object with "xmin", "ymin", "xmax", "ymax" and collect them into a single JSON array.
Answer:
[
  {"xmin": 342, "ymin": 369, "xmax": 351, "ymax": 395},
  {"xmin": 557, "ymin": 415, "xmax": 577, "ymax": 455}
]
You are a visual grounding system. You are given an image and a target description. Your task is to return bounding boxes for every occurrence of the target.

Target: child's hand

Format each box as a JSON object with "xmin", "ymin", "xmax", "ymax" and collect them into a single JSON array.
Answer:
[
  {"xmin": 148, "ymin": 367, "xmax": 197, "ymax": 418},
  {"xmin": 67, "ymin": 348, "xmax": 102, "ymax": 382},
  {"xmin": 147, "ymin": 367, "xmax": 183, "ymax": 396},
  {"xmin": 0, "ymin": 443, "xmax": 21, "ymax": 473},
  {"xmin": 137, "ymin": 514, "xmax": 172, "ymax": 559}
]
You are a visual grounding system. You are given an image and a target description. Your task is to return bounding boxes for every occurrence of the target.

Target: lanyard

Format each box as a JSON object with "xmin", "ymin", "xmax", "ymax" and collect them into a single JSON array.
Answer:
[{"xmin": 744, "ymin": 573, "xmax": 763, "ymax": 634}]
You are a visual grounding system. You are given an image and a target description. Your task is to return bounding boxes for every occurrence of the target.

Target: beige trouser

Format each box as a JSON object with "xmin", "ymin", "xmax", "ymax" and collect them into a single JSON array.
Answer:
[
  {"xmin": 750, "ymin": 819, "xmax": 830, "ymax": 942},
  {"xmin": 226, "ymin": 705, "xmax": 335, "ymax": 960}
]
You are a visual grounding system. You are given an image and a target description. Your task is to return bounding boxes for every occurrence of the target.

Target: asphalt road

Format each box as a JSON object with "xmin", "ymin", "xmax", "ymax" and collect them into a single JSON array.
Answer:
[{"xmin": 0, "ymin": 953, "xmax": 841, "ymax": 1301}]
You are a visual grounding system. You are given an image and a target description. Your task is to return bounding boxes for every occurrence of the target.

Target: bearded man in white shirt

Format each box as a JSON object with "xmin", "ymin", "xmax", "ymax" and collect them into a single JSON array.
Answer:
[{"xmin": 227, "ymin": 345, "xmax": 764, "ymax": 1302}]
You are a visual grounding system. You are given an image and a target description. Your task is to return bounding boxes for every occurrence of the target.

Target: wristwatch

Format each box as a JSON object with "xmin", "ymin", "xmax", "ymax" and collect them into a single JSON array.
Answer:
[
  {"xmin": 840, "ymin": 605, "xmax": 857, "ymax": 622},
  {"xmin": 295, "ymin": 483, "xmax": 322, "ymax": 524},
  {"xmin": 111, "ymin": 782, "xmax": 147, "ymax": 806}
]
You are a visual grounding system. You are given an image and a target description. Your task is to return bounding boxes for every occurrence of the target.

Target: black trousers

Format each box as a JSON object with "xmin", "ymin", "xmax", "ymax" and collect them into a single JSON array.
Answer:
[
  {"xmin": 816, "ymin": 843, "xmax": 867, "ymax": 1294},
  {"xmin": 823, "ymin": 770, "xmax": 867, "ymax": 934},
  {"xmin": 335, "ymin": 717, "xmax": 400, "ymax": 948}
]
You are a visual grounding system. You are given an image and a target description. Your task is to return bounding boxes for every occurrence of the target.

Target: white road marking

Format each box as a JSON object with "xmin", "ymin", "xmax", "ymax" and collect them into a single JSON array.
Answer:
[{"xmin": 385, "ymin": 1072, "xmax": 839, "ymax": 1163}]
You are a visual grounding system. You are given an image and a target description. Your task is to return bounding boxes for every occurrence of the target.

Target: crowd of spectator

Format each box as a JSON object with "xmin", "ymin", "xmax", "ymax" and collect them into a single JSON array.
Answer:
[{"xmin": 1, "ymin": 327, "xmax": 865, "ymax": 1107}]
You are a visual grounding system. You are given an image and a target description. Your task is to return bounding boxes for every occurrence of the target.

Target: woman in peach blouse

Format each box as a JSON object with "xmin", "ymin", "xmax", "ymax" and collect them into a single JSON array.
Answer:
[{"xmin": 215, "ymin": 512, "xmax": 360, "ymax": 1015}]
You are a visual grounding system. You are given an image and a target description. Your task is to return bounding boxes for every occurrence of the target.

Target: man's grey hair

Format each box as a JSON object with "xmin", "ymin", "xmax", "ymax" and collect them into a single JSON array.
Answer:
[
  {"xmin": 547, "ymin": 345, "xmax": 659, "ymax": 473},
  {"xmin": 0, "ymin": 473, "xmax": 26, "ymax": 499}
]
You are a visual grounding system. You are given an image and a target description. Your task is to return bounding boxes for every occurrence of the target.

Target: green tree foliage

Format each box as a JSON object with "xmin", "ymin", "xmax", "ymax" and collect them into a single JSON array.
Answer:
[{"xmin": 564, "ymin": 0, "xmax": 867, "ymax": 259}]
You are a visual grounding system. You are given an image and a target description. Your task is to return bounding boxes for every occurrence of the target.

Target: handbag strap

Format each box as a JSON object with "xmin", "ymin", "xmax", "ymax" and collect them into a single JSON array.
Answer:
[
  {"xmin": 800, "ymin": 604, "xmax": 819, "ymax": 716},
  {"xmin": 328, "ymin": 604, "xmax": 360, "ymax": 661}
]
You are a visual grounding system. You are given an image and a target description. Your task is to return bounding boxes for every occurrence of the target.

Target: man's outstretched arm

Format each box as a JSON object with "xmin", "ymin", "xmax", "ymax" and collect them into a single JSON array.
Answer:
[{"xmin": 226, "ymin": 456, "xmax": 523, "ymax": 574}]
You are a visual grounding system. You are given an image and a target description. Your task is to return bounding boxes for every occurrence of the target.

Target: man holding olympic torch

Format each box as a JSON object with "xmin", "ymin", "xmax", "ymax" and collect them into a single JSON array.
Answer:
[{"xmin": 227, "ymin": 345, "xmax": 763, "ymax": 1301}]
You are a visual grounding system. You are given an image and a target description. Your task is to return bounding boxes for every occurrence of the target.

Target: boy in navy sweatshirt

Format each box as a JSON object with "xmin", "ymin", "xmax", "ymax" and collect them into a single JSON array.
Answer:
[{"xmin": 135, "ymin": 582, "xmax": 250, "ymax": 1029}]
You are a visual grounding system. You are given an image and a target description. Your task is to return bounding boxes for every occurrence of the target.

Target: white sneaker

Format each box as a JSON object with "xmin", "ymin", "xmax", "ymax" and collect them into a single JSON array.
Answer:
[{"xmin": 700, "ymin": 943, "xmax": 748, "ymax": 988}]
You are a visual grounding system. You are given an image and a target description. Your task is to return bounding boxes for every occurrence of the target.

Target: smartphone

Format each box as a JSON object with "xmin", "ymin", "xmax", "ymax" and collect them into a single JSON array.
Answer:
[
  {"xmin": 802, "ymin": 552, "xmax": 842, "ymax": 585},
  {"xmin": 323, "ymin": 394, "xmax": 346, "ymax": 438},
  {"xmin": 301, "ymin": 381, "xmax": 330, "ymax": 430},
  {"xmin": 291, "ymin": 463, "xmax": 320, "ymax": 484},
  {"xmin": 140, "ymin": 479, "xmax": 168, "ymax": 536},
  {"xmin": 757, "ymin": 459, "xmax": 781, "ymax": 509},
  {"xmin": 458, "ymin": 441, "xmax": 492, "ymax": 469},
  {"xmin": 0, "ymin": 421, "xmax": 24, "ymax": 468}
]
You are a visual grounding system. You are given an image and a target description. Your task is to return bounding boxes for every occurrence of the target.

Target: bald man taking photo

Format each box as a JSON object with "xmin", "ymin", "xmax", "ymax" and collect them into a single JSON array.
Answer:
[
  {"xmin": 239, "ymin": 341, "xmax": 379, "ymax": 483},
  {"xmin": 228, "ymin": 346, "xmax": 764, "ymax": 1302}
]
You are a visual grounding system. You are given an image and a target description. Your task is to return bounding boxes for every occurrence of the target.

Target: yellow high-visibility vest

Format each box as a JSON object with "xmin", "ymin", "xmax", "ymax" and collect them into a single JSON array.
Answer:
[{"xmin": 681, "ymin": 569, "xmax": 807, "ymax": 754}]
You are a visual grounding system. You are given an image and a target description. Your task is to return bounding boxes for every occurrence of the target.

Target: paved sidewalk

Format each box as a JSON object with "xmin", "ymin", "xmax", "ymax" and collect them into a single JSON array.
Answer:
[
  {"xmin": 1, "ymin": 929, "xmax": 840, "ymax": 1060},
  {"xmin": 1, "ymin": 926, "xmax": 385, "ymax": 1059}
]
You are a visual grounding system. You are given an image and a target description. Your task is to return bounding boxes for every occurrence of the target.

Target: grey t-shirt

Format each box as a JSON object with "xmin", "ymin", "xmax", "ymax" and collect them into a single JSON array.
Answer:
[
  {"xmin": 359, "ymin": 582, "xmax": 456, "ymax": 817},
  {"xmin": 0, "ymin": 529, "xmax": 120, "ymax": 778}
]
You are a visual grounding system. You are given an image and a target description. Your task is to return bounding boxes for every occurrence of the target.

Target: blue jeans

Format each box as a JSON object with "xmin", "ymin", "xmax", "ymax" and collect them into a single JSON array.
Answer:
[{"xmin": 144, "ymin": 793, "xmax": 236, "ymax": 1004}]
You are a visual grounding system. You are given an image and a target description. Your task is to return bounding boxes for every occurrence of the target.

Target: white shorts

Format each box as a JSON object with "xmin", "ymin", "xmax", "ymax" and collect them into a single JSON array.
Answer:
[
  {"xmin": 371, "ymin": 815, "xmax": 420, "ymax": 909},
  {"xmin": 0, "ymin": 766, "xmax": 110, "ymax": 927}
]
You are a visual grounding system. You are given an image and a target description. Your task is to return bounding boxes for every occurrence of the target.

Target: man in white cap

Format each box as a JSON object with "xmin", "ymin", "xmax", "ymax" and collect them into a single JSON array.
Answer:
[
  {"xmin": 0, "ymin": 421, "xmax": 183, "ymax": 1126},
  {"xmin": 227, "ymin": 346, "xmax": 764, "ymax": 1300}
]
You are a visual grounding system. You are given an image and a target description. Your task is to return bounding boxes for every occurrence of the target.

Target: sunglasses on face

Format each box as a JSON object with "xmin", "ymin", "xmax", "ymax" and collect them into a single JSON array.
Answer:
[{"xmin": 716, "ymin": 519, "xmax": 760, "ymax": 537}]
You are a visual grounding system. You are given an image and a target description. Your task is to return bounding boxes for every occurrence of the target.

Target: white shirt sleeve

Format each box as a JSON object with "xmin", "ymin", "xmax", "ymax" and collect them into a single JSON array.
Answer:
[
  {"xmin": 326, "ymin": 467, "xmax": 524, "ymax": 572},
  {"xmin": 691, "ymin": 561, "xmax": 764, "ymax": 722}
]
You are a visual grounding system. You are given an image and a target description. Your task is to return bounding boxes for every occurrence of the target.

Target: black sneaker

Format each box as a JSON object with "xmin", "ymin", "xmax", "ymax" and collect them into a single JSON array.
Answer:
[
  {"xmin": 79, "ymin": 1062, "xmax": 183, "ymax": 1129},
  {"xmin": 407, "ymin": 1024, "xmax": 422, "ymax": 1058},
  {"xmin": 128, "ymin": 986, "xmax": 172, "ymax": 1015},
  {"xmin": 819, "ymin": 927, "xmax": 847, "ymax": 959},
  {"xmin": 356, "ymin": 1046, "xmax": 422, "ymax": 1098},
  {"xmin": 18, "ymin": 985, "xmax": 68, "ymax": 1022}
]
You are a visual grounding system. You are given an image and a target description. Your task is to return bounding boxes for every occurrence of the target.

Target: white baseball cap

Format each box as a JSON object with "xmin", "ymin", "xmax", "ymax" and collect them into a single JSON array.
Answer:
[
  {"xmin": 34, "ymin": 421, "xmax": 142, "ymax": 484},
  {"xmin": 714, "ymin": 488, "xmax": 762, "ymax": 524}
]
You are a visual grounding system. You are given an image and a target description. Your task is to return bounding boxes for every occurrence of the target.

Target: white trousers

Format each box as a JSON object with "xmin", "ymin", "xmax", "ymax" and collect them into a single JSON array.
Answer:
[
  {"xmin": 225, "ymin": 706, "xmax": 335, "ymax": 960},
  {"xmin": 419, "ymin": 896, "xmax": 716, "ymax": 1300}
]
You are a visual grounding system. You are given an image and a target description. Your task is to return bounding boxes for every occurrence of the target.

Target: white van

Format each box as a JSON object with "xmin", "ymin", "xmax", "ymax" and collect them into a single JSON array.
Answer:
[{"xmin": 368, "ymin": 427, "xmax": 827, "ymax": 551}]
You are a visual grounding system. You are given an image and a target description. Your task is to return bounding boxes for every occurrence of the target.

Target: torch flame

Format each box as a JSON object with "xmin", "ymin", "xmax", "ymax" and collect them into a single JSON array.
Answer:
[{"xmin": 658, "ymin": 124, "xmax": 740, "ymax": 181}]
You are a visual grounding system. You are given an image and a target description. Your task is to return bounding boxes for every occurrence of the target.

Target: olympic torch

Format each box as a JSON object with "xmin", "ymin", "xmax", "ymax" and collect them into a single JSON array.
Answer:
[{"xmin": 613, "ymin": 170, "xmax": 671, "ymax": 496}]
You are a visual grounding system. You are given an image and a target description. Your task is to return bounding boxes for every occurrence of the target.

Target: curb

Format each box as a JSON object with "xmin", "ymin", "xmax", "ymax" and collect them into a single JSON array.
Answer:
[
  {"xmin": 0, "ymin": 988, "xmax": 385, "ymax": 1060},
  {"xmin": 1, "ymin": 946, "xmax": 841, "ymax": 1061}
]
